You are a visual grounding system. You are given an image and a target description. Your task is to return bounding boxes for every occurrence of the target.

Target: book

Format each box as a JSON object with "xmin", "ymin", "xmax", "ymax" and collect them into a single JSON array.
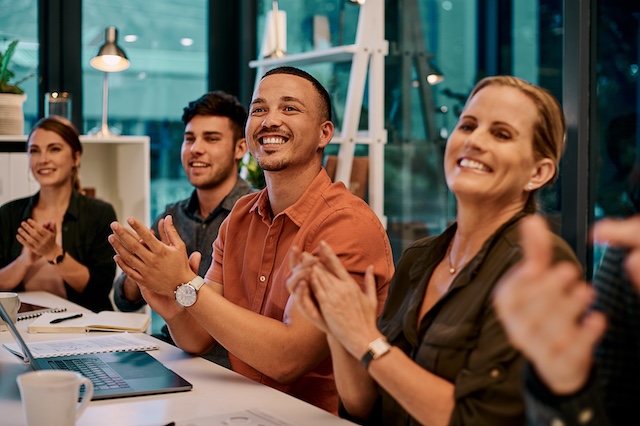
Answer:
[
  {"xmin": 17, "ymin": 302, "xmax": 67, "ymax": 321},
  {"xmin": 27, "ymin": 311, "xmax": 150, "ymax": 333},
  {"xmin": 2, "ymin": 332, "xmax": 159, "ymax": 359}
]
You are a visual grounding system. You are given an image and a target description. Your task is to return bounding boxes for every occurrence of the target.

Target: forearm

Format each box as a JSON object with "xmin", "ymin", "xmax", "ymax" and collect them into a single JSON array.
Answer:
[
  {"xmin": 0, "ymin": 258, "xmax": 30, "ymax": 289},
  {"xmin": 327, "ymin": 335, "xmax": 378, "ymax": 420},
  {"xmin": 367, "ymin": 347, "xmax": 455, "ymax": 426},
  {"xmin": 52, "ymin": 253, "xmax": 90, "ymax": 291},
  {"xmin": 184, "ymin": 285, "xmax": 328, "ymax": 384}
]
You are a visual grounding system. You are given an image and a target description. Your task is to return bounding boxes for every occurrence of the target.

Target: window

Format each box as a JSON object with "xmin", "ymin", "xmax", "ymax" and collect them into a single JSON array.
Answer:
[
  {"xmin": 0, "ymin": 0, "xmax": 39, "ymax": 133},
  {"xmin": 83, "ymin": 0, "xmax": 208, "ymax": 222}
]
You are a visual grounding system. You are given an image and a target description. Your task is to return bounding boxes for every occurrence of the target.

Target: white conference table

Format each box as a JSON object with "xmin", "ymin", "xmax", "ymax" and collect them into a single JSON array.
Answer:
[{"xmin": 0, "ymin": 292, "xmax": 356, "ymax": 426}]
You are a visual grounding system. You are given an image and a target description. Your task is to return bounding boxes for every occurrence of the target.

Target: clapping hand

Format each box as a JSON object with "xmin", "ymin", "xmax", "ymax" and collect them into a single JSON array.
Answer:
[
  {"xmin": 493, "ymin": 215, "xmax": 607, "ymax": 395},
  {"xmin": 16, "ymin": 219, "xmax": 59, "ymax": 260},
  {"xmin": 108, "ymin": 215, "xmax": 196, "ymax": 299},
  {"xmin": 593, "ymin": 215, "xmax": 640, "ymax": 291}
]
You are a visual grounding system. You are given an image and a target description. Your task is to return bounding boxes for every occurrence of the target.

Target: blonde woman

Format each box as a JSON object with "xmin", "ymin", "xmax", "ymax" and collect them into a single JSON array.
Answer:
[
  {"xmin": 288, "ymin": 76, "xmax": 579, "ymax": 425},
  {"xmin": 0, "ymin": 116, "xmax": 116, "ymax": 312}
]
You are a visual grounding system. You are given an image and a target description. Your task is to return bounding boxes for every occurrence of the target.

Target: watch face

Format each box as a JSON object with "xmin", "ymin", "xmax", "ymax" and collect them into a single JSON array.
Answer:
[
  {"xmin": 175, "ymin": 284, "xmax": 197, "ymax": 307},
  {"xmin": 369, "ymin": 338, "xmax": 391, "ymax": 358}
]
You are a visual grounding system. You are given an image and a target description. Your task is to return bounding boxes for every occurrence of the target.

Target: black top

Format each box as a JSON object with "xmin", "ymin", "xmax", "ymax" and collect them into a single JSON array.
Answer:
[
  {"xmin": 362, "ymin": 212, "xmax": 577, "ymax": 426},
  {"xmin": 0, "ymin": 190, "xmax": 117, "ymax": 312}
]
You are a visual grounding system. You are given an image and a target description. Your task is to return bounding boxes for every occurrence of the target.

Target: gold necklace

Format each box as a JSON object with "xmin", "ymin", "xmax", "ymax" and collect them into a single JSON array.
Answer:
[{"xmin": 446, "ymin": 239, "xmax": 458, "ymax": 274}]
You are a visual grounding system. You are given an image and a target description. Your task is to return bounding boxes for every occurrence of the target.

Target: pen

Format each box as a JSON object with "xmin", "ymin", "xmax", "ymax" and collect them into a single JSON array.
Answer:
[{"xmin": 50, "ymin": 313, "xmax": 83, "ymax": 324}]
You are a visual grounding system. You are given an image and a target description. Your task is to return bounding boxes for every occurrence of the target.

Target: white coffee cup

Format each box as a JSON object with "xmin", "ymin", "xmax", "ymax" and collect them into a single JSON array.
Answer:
[
  {"xmin": 17, "ymin": 370, "xmax": 94, "ymax": 426},
  {"xmin": 0, "ymin": 292, "xmax": 20, "ymax": 327}
]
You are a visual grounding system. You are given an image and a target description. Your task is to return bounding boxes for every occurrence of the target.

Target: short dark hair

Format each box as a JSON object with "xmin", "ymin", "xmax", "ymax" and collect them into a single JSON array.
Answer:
[
  {"xmin": 262, "ymin": 66, "xmax": 332, "ymax": 122},
  {"xmin": 182, "ymin": 91, "xmax": 248, "ymax": 140}
]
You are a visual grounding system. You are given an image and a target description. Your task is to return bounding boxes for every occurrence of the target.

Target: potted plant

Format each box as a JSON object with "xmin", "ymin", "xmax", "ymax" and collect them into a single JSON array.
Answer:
[{"xmin": 0, "ymin": 40, "xmax": 34, "ymax": 135}]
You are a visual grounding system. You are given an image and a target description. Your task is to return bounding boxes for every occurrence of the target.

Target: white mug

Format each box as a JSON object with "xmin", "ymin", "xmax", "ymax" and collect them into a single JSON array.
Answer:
[
  {"xmin": 17, "ymin": 370, "xmax": 94, "ymax": 426},
  {"xmin": 0, "ymin": 292, "xmax": 20, "ymax": 327}
]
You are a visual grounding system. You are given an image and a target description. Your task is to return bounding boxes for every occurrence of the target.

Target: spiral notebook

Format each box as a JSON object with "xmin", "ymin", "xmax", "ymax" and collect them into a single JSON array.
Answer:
[
  {"xmin": 17, "ymin": 301, "xmax": 67, "ymax": 321},
  {"xmin": 2, "ymin": 333, "xmax": 159, "ymax": 359}
]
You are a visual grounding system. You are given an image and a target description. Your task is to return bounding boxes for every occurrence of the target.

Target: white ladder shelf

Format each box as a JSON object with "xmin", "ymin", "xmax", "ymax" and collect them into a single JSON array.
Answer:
[{"xmin": 249, "ymin": 0, "xmax": 388, "ymax": 227}]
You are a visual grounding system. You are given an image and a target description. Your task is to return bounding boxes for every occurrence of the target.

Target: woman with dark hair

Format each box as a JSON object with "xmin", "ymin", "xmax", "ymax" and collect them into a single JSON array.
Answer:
[{"xmin": 0, "ymin": 116, "xmax": 117, "ymax": 312}]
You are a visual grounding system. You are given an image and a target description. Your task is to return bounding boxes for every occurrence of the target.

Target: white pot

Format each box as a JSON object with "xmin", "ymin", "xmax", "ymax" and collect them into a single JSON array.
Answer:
[{"xmin": 0, "ymin": 93, "xmax": 27, "ymax": 135}]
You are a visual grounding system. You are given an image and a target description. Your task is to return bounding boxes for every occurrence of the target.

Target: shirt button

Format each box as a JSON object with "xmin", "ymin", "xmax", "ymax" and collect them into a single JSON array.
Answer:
[
  {"xmin": 551, "ymin": 418, "xmax": 565, "ymax": 426},
  {"xmin": 578, "ymin": 408, "xmax": 594, "ymax": 424},
  {"xmin": 259, "ymin": 275, "xmax": 266, "ymax": 282},
  {"xmin": 489, "ymin": 368, "xmax": 500, "ymax": 379}
]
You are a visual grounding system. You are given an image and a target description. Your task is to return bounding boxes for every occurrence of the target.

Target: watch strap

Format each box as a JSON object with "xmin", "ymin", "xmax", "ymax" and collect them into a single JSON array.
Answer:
[
  {"xmin": 189, "ymin": 276, "xmax": 206, "ymax": 291},
  {"xmin": 48, "ymin": 250, "xmax": 66, "ymax": 265},
  {"xmin": 360, "ymin": 336, "xmax": 391, "ymax": 370}
]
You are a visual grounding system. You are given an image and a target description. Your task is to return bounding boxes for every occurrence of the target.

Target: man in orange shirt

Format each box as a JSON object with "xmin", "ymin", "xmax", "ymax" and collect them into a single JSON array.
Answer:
[{"xmin": 108, "ymin": 66, "xmax": 394, "ymax": 414}]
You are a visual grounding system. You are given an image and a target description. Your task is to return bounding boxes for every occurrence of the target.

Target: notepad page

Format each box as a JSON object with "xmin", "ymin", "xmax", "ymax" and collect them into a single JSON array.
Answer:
[{"xmin": 2, "ymin": 332, "xmax": 159, "ymax": 358}]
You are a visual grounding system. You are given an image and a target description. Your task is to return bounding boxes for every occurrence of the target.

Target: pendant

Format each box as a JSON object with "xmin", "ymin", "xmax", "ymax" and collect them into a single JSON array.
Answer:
[{"xmin": 449, "ymin": 267, "xmax": 456, "ymax": 274}]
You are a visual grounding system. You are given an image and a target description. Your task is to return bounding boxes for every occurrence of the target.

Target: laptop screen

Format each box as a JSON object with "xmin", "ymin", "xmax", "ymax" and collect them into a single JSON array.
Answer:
[{"xmin": 0, "ymin": 301, "xmax": 41, "ymax": 368}]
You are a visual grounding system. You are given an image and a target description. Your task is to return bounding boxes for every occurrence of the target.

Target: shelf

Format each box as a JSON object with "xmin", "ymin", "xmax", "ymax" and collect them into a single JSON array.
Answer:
[
  {"xmin": 0, "ymin": 135, "xmax": 150, "ymax": 226},
  {"xmin": 249, "ymin": 44, "xmax": 359, "ymax": 69},
  {"xmin": 330, "ymin": 130, "xmax": 388, "ymax": 145}
]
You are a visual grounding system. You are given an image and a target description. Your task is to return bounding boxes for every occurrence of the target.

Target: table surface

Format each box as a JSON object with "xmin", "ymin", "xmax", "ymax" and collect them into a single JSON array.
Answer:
[{"xmin": 0, "ymin": 292, "xmax": 356, "ymax": 426}]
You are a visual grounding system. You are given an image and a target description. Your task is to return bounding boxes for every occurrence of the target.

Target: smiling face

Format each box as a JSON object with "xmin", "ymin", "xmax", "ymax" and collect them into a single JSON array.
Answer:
[
  {"xmin": 28, "ymin": 128, "xmax": 80, "ymax": 189},
  {"xmin": 444, "ymin": 84, "xmax": 552, "ymax": 210},
  {"xmin": 245, "ymin": 73, "xmax": 333, "ymax": 173},
  {"xmin": 181, "ymin": 115, "xmax": 246, "ymax": 190}
]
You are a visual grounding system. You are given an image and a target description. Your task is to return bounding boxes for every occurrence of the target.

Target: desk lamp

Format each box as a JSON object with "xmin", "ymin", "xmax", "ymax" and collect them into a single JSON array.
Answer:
[{"xmin": 88, "ymin": 26, "xmax": 130, "ymax": 137}]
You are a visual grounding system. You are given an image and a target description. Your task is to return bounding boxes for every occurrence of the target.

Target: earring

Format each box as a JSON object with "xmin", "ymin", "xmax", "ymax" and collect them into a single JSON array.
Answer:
[{"xmin": 527, "ymin": 183, "xmax": 534, "ymax": 191}]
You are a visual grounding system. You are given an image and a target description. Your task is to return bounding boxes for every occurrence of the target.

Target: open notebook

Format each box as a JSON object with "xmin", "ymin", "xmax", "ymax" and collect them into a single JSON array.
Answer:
[
  {"xmin": 0, "ymin": 302, "xmax": 192, "ymax": 400},
  {"xmin": 28, "ymin": 311, "xmax": 150, "ymax": 333}
]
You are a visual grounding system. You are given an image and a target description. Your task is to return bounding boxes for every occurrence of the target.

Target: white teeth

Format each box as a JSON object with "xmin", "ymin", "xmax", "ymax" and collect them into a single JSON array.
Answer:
[
  {"xmin": 190, "ymin": 162, "xmax": 208, "ymax": 167},
  {"xmin": 459, "ymin": 158, "xmax": 491, "ymax": 172},
  {"xmin": 39, "ymin": 169, "xmax": 54, "ymax": 174},
  {"xmin": 262, "ymin": 136, "xmax": 286, "ymax": 145}
]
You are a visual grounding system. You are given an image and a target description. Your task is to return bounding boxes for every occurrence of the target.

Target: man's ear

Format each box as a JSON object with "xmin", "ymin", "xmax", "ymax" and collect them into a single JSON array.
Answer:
[
  {"xmin": 318, "ymin": 121, "xmax": 334, "ymax": 149},
  {"xmin": 235, "ymin": 138, "xmax": 248, "ymax": 161}
]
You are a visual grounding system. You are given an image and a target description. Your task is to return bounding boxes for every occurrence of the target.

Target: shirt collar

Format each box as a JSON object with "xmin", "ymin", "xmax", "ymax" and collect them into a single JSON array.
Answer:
[
  {"xmin": 184, "ymin": 177, "xmax": 254, "ymax": 221},
  {"xmin": 21, "ymin": 190, "xmax": 81, "ymax": 222},
  {"xmin": 249, "ymin": 169, "xmax": 332, "ymax": 227}
]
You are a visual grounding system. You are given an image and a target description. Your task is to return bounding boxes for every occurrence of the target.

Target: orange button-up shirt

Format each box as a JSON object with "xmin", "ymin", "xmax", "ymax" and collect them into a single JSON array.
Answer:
[{"xmin": 207, "ymin": 168, "xmax": 394, "ymax": 414}]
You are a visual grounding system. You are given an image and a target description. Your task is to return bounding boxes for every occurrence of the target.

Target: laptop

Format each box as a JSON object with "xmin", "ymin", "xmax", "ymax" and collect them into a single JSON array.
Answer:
[{"xmin": 0, "ymin": 302, "xmax": 192, "ymax": 400}]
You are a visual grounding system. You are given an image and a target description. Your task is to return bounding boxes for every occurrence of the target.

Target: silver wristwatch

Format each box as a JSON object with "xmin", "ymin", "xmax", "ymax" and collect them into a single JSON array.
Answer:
[{"xmin": 174, "ymin": 276, "xmax": 206, "ymax": 307}]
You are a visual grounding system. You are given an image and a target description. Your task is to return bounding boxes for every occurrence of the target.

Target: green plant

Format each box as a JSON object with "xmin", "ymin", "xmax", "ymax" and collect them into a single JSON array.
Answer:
[
  {"xmin": 242, "ymin": 154, "xmax": 266, "ymax": 190},
  {"xmin": 0, "ymin": 40, "xmax": 34, "ymax": 94}
]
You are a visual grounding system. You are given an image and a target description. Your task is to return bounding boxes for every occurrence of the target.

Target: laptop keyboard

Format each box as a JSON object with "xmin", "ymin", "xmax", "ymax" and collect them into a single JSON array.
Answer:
[{"xmin": 49, "ymin": 358, "xmax": 131, "ymax": 390}]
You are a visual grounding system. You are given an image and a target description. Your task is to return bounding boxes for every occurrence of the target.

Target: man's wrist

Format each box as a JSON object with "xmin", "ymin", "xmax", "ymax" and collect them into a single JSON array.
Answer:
[{"xmin": 122, "ymin": 276, "xmax": 143, "ymax": 302}]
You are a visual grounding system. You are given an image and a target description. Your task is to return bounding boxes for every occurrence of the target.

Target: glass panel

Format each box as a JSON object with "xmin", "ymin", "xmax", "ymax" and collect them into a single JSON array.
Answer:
[
  {"xmin": 254, "ymin": 1, "xmax": 565, "ymax": 263},
  {"xmin": 83, "ymin": 0, "xmax": 208, "ymax": 223},
  {"xmin": 593, "ymin": 2, "xmax": 640, "ymax": 272},
  {"xmin": 0, "ymin": 0, "xmax": 39, "ymax": 133}
]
